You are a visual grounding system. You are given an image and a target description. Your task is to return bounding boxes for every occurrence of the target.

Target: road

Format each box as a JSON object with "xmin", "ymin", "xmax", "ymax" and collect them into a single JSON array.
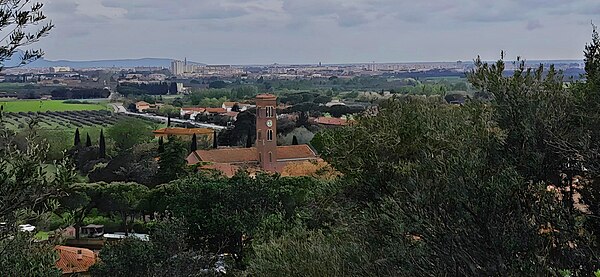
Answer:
[{"xmin": 109, "ymin": 103, "xmax": 227, "ymax": 130}]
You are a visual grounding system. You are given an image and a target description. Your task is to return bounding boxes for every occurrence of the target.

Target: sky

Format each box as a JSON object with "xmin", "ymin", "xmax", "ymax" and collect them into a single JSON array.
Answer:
[{"xmin": 30, "ymin": 0, "xmax": 600, "ymax": 64}]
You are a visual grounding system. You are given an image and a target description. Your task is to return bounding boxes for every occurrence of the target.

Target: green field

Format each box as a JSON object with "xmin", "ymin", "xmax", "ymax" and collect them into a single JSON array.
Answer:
[{"xmin": 0, "ymin": 100, "xmax": 107, "ymax": 113}]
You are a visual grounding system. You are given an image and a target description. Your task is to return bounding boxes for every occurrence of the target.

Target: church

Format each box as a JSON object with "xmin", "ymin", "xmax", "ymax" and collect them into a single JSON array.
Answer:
[{"xmin": 186, "ymin": 94, "xmax": 320, "ymax": 177}]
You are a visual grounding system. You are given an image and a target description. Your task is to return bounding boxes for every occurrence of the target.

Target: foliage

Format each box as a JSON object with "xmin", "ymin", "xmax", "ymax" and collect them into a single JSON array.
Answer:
[
  {"xmin": 157, "ymin": 137, "xmax": 188, "ymax": 184},
  {"xmin": 0, "ymin": 233, "xmax": 61, "ymax": 276},
  {"xmin": 0, "ymin": 0, "xmax": 54, "ymax": 69},
  {"xmin": 107, "ymin": 118, "xmax": 153, "ymax": 151},
  {"xmin": 91, "ymin": 219, "xmax": 219, "ymax": 277}
]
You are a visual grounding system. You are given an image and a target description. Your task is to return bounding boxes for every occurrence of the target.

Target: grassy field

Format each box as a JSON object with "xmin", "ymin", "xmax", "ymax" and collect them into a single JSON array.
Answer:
[{"xmin": 0, "ymin": 100, "xmax": 108, "ymax": 113}]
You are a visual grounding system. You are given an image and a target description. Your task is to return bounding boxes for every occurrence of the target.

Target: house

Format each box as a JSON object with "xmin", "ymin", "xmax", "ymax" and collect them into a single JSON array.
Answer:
[
  {"xmin": 187, "ymin": 94, "xmax": 320, "ymax": 176},
  {"xmin": 80, "ymin": 224, "xmax": 104, "ymax": 238},
  {"xmin": 222, "ymin": 102, "xmax": 253, "ymax": 112},
  {"xmin": 135, "ymin": 101, "xmax": 151, "ymax": 112},
  {"xmin": 205, "ymin": 107, "xmax": 227, "ymax": 115},
  {"xmin": 180, "ymin": 107, "xmax": 206, "ymax": 120},
  {"xmin": 135, "ymin": 101, "xmax": 164, "ymax": 113},
  {"xmin": 55, "ymin": 246, "xmax": 97, "ymax": 275},
  {"xmin": 153, "ymin": 127, "xmax": 214, "ymax": 140}
]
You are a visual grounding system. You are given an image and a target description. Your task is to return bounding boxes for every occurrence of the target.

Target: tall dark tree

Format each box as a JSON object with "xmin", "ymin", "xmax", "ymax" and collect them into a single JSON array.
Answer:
[
  {"xmin": 232, "ymin": 103, "xmax": 241, "ymax": 112},
  {"xmin": 74, "ymin": 128, "xmax": 81, "ymax": 147},
  {"xmin": 99, "ymin": 129, "xmax": 106, "ymax": 159},
  {"xmin": 213, "ymin": 130, "xmax": 218, "ymax": 149},
  {"xmin": 190, "ymin": 133, "xmax": 197, "ymax": 152},
  {"xmin": 0, "ymin": 105, "xmax": 3, "ymax": 122},
  {"xmin": 158, "ymin": 136, "xmax": 164, "ymax": 153},
  {"xmin": 85, "ymin": 133, "xmax": 92, "ymax": 147},
  {"xmin": 167, "ymin": 114, "xmax": 171, "ymax": 127},
  {"xmin": 246, "ymin": 128, "xmax": 253, "ymax": 148},
  {"xmin": 292, "ymin": 135, "xmax": 299, "ymax": 145}
]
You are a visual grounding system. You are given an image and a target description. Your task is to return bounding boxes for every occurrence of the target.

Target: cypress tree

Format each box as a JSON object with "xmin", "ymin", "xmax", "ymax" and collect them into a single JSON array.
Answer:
[
  {"xmin": 99, "ymin": 129, "xmax": 106, "ymax": 158},
  {"xmin": 213, "ymin": 130, "xmax": 218, "ymax": 149},
  {"xmin": 246, "ymin": 128, "xmax": 253, "ymax": 148},
  {"xmin": 292, "ymin": 135, "xmax": 299, "ymax": 145},
  {"xmin": 158, "ymin": 136, "xmax": 164, "ymax": 153},
  {"xmin": 0, "ymin": 105, "xmax": 3, "ymax": 122},
  {"xmin": 85, "ymin": 133, "xmax": 92, "ymax": 147},
  {"xmin": 167, "ymin": 114, "xmax": 171, "ymax": 127},
  {"xmin": 74, "ymin": 128, "xmax": 81, "ymax": 147},
  {"xmin": 190, "ymin": 133, "xmax": 198, "ymax": 152}
]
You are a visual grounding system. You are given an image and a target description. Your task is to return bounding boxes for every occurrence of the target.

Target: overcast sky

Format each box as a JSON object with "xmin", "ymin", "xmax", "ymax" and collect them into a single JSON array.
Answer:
[{"xmin": 32, "ymin": 0, "xmax": 600, "ymax": 64}]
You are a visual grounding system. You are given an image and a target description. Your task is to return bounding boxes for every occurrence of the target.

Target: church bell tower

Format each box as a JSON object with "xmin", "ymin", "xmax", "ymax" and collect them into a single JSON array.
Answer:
[{"xmin": 255, "ymin": 94, "xmax": 278, "ymax": 172}]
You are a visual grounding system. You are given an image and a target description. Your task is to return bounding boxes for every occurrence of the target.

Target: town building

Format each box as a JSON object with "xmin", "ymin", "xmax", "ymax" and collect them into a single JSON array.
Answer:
[{"xmin": 186, "ymin": 94, "xmax": 319, "ymax": 176}]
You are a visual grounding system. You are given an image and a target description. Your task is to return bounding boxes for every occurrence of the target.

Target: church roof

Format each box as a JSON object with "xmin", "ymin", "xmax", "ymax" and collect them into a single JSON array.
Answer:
[{"xmin": 187, "ymin": 145, "xmax": 317, "ymax": 165}]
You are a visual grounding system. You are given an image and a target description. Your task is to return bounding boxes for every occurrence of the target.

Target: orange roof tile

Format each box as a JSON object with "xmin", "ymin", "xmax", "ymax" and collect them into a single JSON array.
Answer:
[
  {"xmin": 153, "ymin": 127, "xmax": 213, "ymax": 136},
  {"xmin": 182, "ymin": 107, "xmax": 206, "ymax": 113},
  {"xmin": 224, "ymin": 111, "xmax": 239, "ymax": 118},
  {"xmin": 222, "ymin": 102, "xmax": 237, "ymax": 108},
  {"xmin": 205, "ymin": 108, "xmax": 227, "ymax": 114},
  {"xmin": 55, "ymin": 246, "xmax": 97, "ymax": 274},
  {"xmin": 314, "ymin": 117, "xmax": 349, "ymax": 126},
  {"xmin": 188, "ymin": 145, "xmax": 317, "ymax": 165},
  {"xmin": 257, "ymin": 94, "xmax": 277, "ymax": 100}
]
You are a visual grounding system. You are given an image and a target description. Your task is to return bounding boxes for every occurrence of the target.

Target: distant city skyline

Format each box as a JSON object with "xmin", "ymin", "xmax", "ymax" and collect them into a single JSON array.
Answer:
[{"xmin": 33, "ymin": 0, "xmax": 600, "ymax": 64}]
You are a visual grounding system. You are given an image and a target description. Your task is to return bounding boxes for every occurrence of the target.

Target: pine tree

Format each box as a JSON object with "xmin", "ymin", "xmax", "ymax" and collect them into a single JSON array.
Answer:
[
  {"xmin": 99, "ymin": 129, "xmax": 106, "ymax": 158},
  {"xmin": 158, "ymin": 136, "xmax": 164, "ymax": 153},
  {"xmin": 213, "ymin": 130, "xmax": 218, "ymax": 149},
  {"xmin": 74, "ymin": 128, "xmax": 81, "ymax": 147},
  {"xmin": 85, "ymin": 133, "xmax": 92, "ymax": 147},
  {"xmin": 292, "ymin": 135, "xmax": 299, "ymax": 145},
  {"xmin": 190, "ymin": 133, "xmax": 198, "ymax": 152}
]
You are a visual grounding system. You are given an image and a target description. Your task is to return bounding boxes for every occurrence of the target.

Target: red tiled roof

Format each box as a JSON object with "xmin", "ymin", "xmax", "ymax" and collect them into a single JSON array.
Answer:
[
  {"xmin": 224, "ymin": 111, "xmax": 239, "ymax": 118},
  {"xmin": 222, "ymin": 102, "xmax": 237, "ymax": 108},
  {"xmin": 182, "ymin": 107, "xmax": 206, "ymax": 113},
  {"xmin": 277, "ymin": 145, "xmax": 318, "ymax": 160},
  {"xmin": 205, "ymin": 108, "xmax": 227, "ymax": 114},
  {"xmin": 256, "ymin": 94, "xmax": 276, "ymax": 100},
  {"xmin": 314, "ymin": 117, "xmax": 349, "ymax": 126},
  {"xmin": 188, "ymin": 145, "xmax": 317, "ymax": 165},
  {"xmin": 55, "ymin": 246, "xmax": 97, "ymax": 274}
]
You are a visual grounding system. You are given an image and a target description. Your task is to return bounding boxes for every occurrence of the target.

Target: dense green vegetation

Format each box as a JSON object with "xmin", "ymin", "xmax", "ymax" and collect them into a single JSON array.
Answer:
[{"xmin": 0, "ymin": 99, "xmax": 107, "ymax": 112}]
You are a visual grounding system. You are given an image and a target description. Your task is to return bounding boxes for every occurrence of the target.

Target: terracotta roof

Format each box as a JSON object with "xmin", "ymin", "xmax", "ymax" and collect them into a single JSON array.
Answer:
[
  {"xmin": 191, "ymin": 147, "xmax": 257, "ymax": 164},
  {"xmin": 225, "ymin": 111, "xmax": 239, "ymax": 118},
  {"xmin": 182, "ymin": 107, "xmax": 206, "ymax": 113},
  {"xmin": 277, "ymin": 145, "xmax": 318, "ymax": 160},
  {"xmin": 205, "ymin": 107, "xmax": 227, "ymax": 114},
  {"xmin": 136, "ymin": 101, "xmax": 149, "ymax": 105},
  {"xmin": 222, "ymin": 102, "xmax": 237, "ymax": 108},
  {"xmin": 188, "ymin": 145, "xmax": 317, "ymax": 165},
  {"xmin": 314, "ymin": 117, "xmax": 349, "ymax": 126},
  {"xmin": 55, "ymin": 246, "xmax": 97, "ymax": 274},
  {"xmin": 153, "ymin": 127, "xmax": 213, "ymax": 136},
  {"xmin": 256, "ymin": 94, "xmax": 277, "ymax": 100}
]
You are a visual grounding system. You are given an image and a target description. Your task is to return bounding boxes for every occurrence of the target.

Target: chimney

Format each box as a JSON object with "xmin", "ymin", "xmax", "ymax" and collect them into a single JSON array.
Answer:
[{"xmin": 77, "ymin": 249, "xmax": 83, "ymax": 260}]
